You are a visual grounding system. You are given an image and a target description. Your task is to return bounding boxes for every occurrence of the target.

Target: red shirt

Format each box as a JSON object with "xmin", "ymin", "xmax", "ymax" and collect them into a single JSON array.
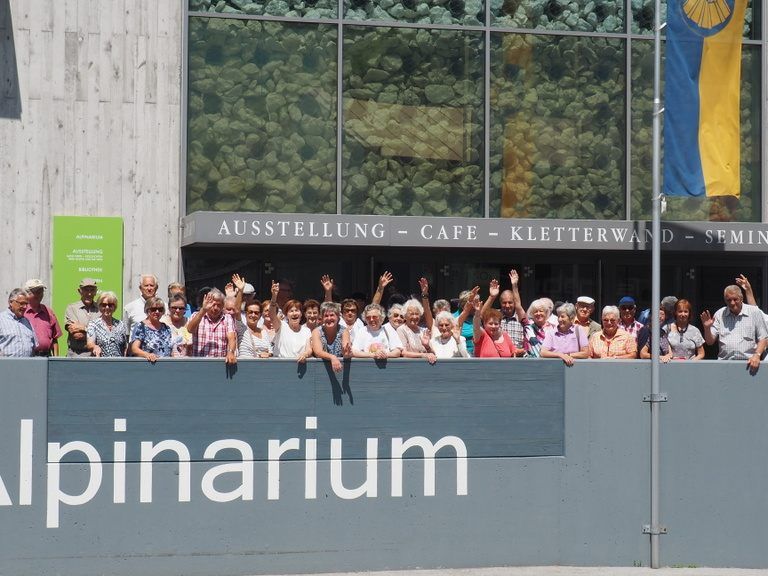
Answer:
[
  {"xmin": 192, "ymin": 313, "xmax": 235, "ymax": 357},
  {"xmin": 23, "ymin": 304, "xmax": 62, "ymax": 355},
  {"xmin": 473, "ymin": 330, "xmax": 516, "ymax": 358}
]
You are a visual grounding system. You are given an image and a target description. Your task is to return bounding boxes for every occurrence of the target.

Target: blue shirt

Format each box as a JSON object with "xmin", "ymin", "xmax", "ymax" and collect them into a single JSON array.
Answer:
[{"xmin": 0, "ymin": 308, "xmax": 37, "ymax": 357}]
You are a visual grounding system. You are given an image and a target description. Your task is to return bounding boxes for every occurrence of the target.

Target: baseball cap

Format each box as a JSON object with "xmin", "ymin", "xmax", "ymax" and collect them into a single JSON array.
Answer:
[
  {"xmin": 618, "ymin": 296, "xmax": 636, "ymax": 307},
  {"xmin": 23, "ymin": 278, "xmax": 47, "ymax": 291},
  {"xmin": 79, "ymin": 278, "xmax": 98, "ymax": 288},
  {"xmin": 243, "ymin": 283, "xmax": 256, "ymax": 295}
]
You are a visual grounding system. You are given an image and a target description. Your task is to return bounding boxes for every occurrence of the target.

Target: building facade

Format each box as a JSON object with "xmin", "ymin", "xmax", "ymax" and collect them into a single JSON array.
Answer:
[{"xmin": 1, "ymin": 0, "xmax": 767, "ymax": 314}]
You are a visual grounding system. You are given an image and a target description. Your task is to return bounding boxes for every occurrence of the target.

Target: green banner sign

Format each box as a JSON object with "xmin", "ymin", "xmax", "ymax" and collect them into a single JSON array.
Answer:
[{"xmin": 52, "ymin": 216, "xmax": 124, "ymax": 356}]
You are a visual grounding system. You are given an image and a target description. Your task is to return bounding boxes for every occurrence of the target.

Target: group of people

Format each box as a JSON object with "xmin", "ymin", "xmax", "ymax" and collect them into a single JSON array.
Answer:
[{"xmin": 1, "ymin": 270, "xmax": 766, "ymax": 374}]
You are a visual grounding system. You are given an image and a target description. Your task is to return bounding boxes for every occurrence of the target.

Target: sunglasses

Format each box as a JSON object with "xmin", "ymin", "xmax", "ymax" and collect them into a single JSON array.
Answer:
[
  {"xmin": 100, "ymin": 303, "xmax": 116, "ymax": 308},
  {"xmin": 148, "ymin": 307, "xmax": 164, "ymax": 313},
  {"xmin": 169, "ymin": 306, "xmax": 186, "ymax": 311}
]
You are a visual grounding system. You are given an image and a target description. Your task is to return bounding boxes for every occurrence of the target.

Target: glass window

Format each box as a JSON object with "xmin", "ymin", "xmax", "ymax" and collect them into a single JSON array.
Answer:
[
  {"xmin": 342, "ymin": 26, "xmax": 485, "ymax": 217},
  {"xmin": 187, "ymin": 17, "xmax": 338, "ymax": 214},
  {"xmin": 189, "ymin": 0, "xmax": 338, "ymax": 19},
  {"xmin": 490, "ymin": 33, "xmax": 626, "ymax": 219},
  {"xmin": 630, "ymin": 42, "xmax": 761, "ymax": 222},
  {"xmin": 492, "ymin": 0, "xmax": 624, "ymax": 32},
  {"xmin": 344, "ymin": 0, "xmax": 483, "ymax": 25},
  {"xmin": 631, "ymin": 0, "xmax": 757, "ymax": 39}
]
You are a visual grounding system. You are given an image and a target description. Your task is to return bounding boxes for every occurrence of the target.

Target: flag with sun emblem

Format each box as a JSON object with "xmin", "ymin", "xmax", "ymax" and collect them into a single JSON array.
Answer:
[{"xmin": 663, "ymin": 0, "xmax": 747, "ymax": 197}]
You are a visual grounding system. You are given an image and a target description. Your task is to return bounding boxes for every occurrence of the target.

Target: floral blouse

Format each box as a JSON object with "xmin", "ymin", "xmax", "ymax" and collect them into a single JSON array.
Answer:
[
  {"xmin": 87, "ymin": 317, "xmax": 128, "ymax": 357},
  {"xmin": 130, "ymin": 321, "xmax": 173, "ymax": 358}
]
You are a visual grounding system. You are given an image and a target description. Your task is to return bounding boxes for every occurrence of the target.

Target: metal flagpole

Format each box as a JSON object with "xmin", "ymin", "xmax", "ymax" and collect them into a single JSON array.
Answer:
[{"xmin": 650, "ymin": 0, "xmax": 663, "ymax": 567}]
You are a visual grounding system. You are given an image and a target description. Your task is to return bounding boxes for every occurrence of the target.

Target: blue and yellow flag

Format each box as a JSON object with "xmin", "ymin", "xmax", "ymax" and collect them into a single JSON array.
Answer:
[{"xmin": 663, "ymin": 0, "xmax": 747, "ymax": 197}]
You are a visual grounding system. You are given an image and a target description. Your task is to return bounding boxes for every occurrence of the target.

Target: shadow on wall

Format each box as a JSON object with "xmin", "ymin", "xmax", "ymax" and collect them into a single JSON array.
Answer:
[{"xmin": 0, "ymin": 0, "xmax": 21, "ymax": 119}]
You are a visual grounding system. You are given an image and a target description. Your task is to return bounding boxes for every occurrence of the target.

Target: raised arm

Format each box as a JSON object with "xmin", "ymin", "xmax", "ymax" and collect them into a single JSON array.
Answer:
[
  {"xmin": 481, "ymin": 279, "xmax": 499, "ymax": 317},
  {"xmin": 471, "ymin": 297, "xmax": 484, "ymax": 343},
  {"xmin": 700, "ymin": 310, "xmax": 717, "ymax": 346},
  {"xmin": 269, "ymin": 280, "xmax": 281, "ymax": 334},
  {"xmin": 186, "ymin": 293, "xmax": 213, "ymax": 335},
  {"xmin": 419, "ymin": 277, "xmax": 433, "ymax": 331},
  {"xmin": 509, "ymin": 269, "xmax": 527, "ymax": 323},
  {"xmin": 231, "ymin": 273, "xmax": 245, "ymax": 314},
  {"xmin": 320, "ymin": 274, "xmax": 335, "ymax": 303},
  {"xmin": 456, "ymin": 285, "xmax": 480, "ymax": 327},
  {"xmin": 372, "ymin": 271, "xmax": 393, "ymax": 306},
  {"xmin": 736, "ymin": 274, "xmax": 757, "ymax": 306}
]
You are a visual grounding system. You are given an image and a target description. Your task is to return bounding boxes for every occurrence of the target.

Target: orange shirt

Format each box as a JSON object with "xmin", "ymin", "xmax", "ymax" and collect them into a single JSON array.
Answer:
[{"xmin": 588, "ymin": 329, "xmax": 637, "ymax": 358}]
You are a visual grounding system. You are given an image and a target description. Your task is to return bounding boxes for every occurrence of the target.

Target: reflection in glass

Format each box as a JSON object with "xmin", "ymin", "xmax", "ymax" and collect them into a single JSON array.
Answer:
[
  {"xmin": 344, "ymin": 0, "xmax": 483, "ymax": 26},
  {"xmin": 493, "ymin": 0, "xmax": 624, "ymax": 32},
  {"xmin": 630, "ymin": 42, "xmax": 760, "ymax": 222},
  {"xmin": 342, "ymin": 26, "xmax": 485, "ymax": 216},
  {"xmin": 631, "ymin": 0, "xmax": 755, "ymax": 39},
  {"xmin": 189, "ymin": 0, "xmax": 337, "ymax": 19},
  {"xmin": 187, "ymin": 18, "xmax": 337, "ymax": 214},
  {"xmin": 490, "ymin": 33, "xmax": 626, "ymax": 219}
]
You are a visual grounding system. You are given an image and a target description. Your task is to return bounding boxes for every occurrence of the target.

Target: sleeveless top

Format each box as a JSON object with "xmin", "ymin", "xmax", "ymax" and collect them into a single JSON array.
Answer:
[{"xmin": 319, "ymin": 325, "xmax": 346, "ymax": 358}]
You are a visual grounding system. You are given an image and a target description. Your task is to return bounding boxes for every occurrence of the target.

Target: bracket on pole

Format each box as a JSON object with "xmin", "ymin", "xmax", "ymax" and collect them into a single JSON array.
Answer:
[
  {"xmin": 643, "ymin": 393, "xmax": 667, "ymax": 403},
  {"xmin": 643, "ymin": 524, "xmax": 668, "ymax": 535}
]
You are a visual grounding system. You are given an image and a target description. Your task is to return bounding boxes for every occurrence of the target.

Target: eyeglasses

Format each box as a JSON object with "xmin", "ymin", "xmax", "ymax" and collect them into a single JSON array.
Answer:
[
  {"xmin": 169, "ymin": 306, "xmax": 185, "ymax": 311},
  {"xmin": 365, "ymin": 315, "xmax": 381, "ymax": 321},
  {"xmin": 148, "ymin": 307, "xmax": 164, "ymax": 313},
  {"xmin": 619, "ymin": 305, "xmax": 635, "ymax": 310}
]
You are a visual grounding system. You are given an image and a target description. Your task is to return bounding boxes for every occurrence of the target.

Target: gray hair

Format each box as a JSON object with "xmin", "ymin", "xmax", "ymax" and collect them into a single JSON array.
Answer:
[
  {"xmin": 8, "ymin": 288, "xmax": 26, "ymax": 303},
  {"xmin": 435, "ymin": 311, "xmax": 455, "ymax": 326},
  {"xmin": 207, "ymin": 288, "xmax": 225, "ymax": 302},
  {"xmin": 139, "ymin": 274, "xmax": 158, "ymax": 285},
  {"xmin": 660, "ymin": 295, "xmax": 678, "ymax": 317},
  {"xmin": 402, "ymin": 298, "xmax": 424, "ymax": 317},
  {"xmin": 602, "ymin": 305, "xmax": 620, "ymax": 319},
  {"xmin": 432, "ymin": 299, "xmax": 450, "ymax": 314},
  {"xmin": 723, "ymin": 285, "xmax": 742, "ymax": 298},
  {"xmin": 97, "ymin": 291, "xmax": 119, "ymax": 307},
  {"xmin": 363, "ymin": 303, "xmax": 385, "ymax": 319},
  {"xmin": 458, "ymin": 290, "xmax": 474, "ymax": 308},
  {"xmin": 319, "ymin": 301, "xmax": 341, "ymax": 317},
  {"xmin": 387, "ymin": 303, "xmax": 404, "ymax": 320},
  {"xmin": 527, "ymin": 298, "xmax": 549, "ymax": 318},
  {"xmin": 556, "ymin": 302, "xmax": 577, "ymax": 320},
  {"xmin": 541, "ymin": 297, "xmax": 554, "ymax": 315}
]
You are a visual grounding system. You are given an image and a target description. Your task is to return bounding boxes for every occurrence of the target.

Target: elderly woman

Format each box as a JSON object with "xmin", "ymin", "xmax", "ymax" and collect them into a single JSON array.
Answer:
[
  {"xmin": 352, "ymin": 303, "xmax": 402, "ymax": 359},
  {"xmin": 239, "ymin": 301, "xmax": 273, "ymax": 358},
  {"xmin": 260, "ymin": 298, "xmax": 277, "ymax": 341},
  {"xmin": 638, "ymin": 308, "xmax": 673, "ymax": 362},
  {"xmin": 665, "ymin": 299, "xmax": 705, "ymax": 360},
  {"xmin": 588, "ymin": 305, "xmax": 637, "ymax": 359},
  {"xmin": 86, "ymin": 291, "xmax": 128, "ymax": 357},
  {"xmin": 311, "ymin": 301, "xmax": 351, "ymax": 372},
  {"xmin": 269, "ymin": 281, "xmax": 312, "ymax": 361},
  {"xmin": 430, "ymin": 311, "xmax": 469, "ymax": 358},
  {"xmin": 472, "ymin": 298, "xmax": 516, "ymax": 358},
  {"xmin": 162, "ymin": 293, "xmax": 192, "ymax": 357},
  {"xmin": 129, "ymin": 296, "xmax": 172, "ymax": 362},
  {"xmin": 524, "ymin": 298, "xmax": 554, "ymax": 358},
  {"xmin": 302, "ymin": 299, "xmax": 321, "ymax": 331},
  {"xmin": 387, "ymin": 304, "xmax": 405, "ymax": 329},
  {"xmin": 397, "ymin": 298, "xmax": 436, "ymax": 364},
  {"xmin": 540, "ymin": 303, "xmax": 589, "ymax": 366}
]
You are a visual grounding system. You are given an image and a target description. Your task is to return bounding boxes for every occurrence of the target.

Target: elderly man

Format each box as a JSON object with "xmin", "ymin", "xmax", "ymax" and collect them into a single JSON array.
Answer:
[
  {"xmin": 574, "ymin": 296, "xmax": 601, "ymax": 337},
  {"xmin": 617, "ymin": 296, "xmax": 643, "ymax": 341},
  {"xmin": 23, "ymin": 279, "xmax": 61, "ymax": 356},
  {"xmin": 187, "ymin": 288, "xmax": 237, "ymax": 365},
  {"xmin": 124, "ymin": 274, "xmax": 159, "ymax": 334},
  {"xmin": 64, "ymin": 278, "xmax": 100, "ymax": 357},
  {"xmin": 588, "ymin": 305, "xmax": 637, "ymax": 359},
  {"xmin": 701, "ymin": 284, "xmax": 768, "ymax": 374},
  {"xmin": 0, "ymin": 289, "xmax": 38, "ymax": 357}
]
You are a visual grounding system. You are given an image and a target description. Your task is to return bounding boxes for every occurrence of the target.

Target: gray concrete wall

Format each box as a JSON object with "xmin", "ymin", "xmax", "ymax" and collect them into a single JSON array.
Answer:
[
  {"xmin": 11, "ymin": 358, "xmax": 764, "ymax": 575},
  {"xmin": 0, "ymin": 0, "xmax": 183, "ymax": 301}
]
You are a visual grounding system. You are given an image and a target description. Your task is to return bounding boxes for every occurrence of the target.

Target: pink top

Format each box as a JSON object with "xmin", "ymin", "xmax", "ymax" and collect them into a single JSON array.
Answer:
[
  {"xmin": 24, "ymin": 304, "xmax": 62, "ymax": 355},
  {"xmin": 541, "ymin": 325, "xmax": 587, "ymax": 355}
]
